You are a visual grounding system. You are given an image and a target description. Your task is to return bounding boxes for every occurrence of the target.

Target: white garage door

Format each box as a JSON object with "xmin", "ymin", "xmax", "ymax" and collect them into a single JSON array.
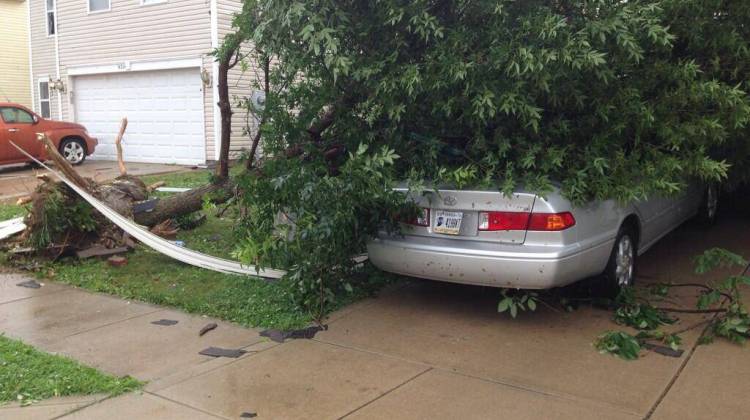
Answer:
[{"xmin": 74, "ymin": 68, "xmax": 205, "ymax": 165}]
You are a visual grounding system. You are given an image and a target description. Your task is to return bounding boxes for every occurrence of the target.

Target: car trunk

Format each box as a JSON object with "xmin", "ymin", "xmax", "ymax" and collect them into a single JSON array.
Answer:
[{"xmin": 399, "ymin": 188, "xmax": 537, "ymax": 245}]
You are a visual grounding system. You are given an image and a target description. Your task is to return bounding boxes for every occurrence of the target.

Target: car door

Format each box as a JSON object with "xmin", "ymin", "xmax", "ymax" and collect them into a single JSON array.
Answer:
[
  {"xmin": 0, "ymin": 106, "xmax": 42, "ymax": 162},
  {"xmin": 632, "ymin": 194, "xmax": 675, "ymax": 249}
]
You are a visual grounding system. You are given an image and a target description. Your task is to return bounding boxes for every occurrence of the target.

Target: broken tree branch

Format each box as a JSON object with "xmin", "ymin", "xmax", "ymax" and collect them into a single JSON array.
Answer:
[
  {"xmin": 36, "ymin": 133, "xmax": 91, "ymax": 192},
  {"xmin": 246, "ymin": 54, "xmax": 270, "ymax": 170},
  {"xmin": 133, "ymin": 179, "xmax": 233, "ymax": 226},
  {"xmin": 16, "ymin": 196, "xmax": 32, "ymax": 206},
  {"xmin": 655, "ymin": 307, "xmax": 727, "ymax": 314},
  {"xmin": 147, "ymin": 181, "xmax": 166, "ymax": 192},
  {"xmin": 114, "ymin": 117, "xmax": 128, "ymax": 176}
]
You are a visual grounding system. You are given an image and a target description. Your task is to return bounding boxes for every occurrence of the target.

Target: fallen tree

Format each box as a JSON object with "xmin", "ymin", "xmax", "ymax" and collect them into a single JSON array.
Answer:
[
  {"xmin": 225, "ymin": 0, "xmax": 750, "ymax": 317},
  {"xmin": 15, "ymin": 124, "xmax": 231, "ymax": 252}
]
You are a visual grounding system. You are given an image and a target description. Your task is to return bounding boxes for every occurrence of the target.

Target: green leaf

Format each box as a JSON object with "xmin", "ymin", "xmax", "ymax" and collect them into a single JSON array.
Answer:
[
  {"xmin": 497, "ymin": 298, "xmax": 511, "ymax": 313},
  {"xmin": 527, "ymin": 299, "xmax": 537, "ymax": 311}
]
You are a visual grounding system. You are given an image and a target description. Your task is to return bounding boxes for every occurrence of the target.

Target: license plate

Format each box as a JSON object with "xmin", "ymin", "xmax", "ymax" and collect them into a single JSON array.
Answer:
[{"xmin": 433, "ymin": 210, "xmax": 463, "ymax": 235}]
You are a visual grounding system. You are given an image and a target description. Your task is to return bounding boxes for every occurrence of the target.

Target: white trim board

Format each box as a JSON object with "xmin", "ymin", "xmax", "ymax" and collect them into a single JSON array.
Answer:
[
  {"xmin": 27, "ymin": 0, "xmax": 35, "ymax": 111},
  {"xmin": 210, "ymin": 0, "xmax": 220, "ymax": 161},
  {"xmin": 67, "ymin": 58, "xmax": 203, "ymax": 76}
]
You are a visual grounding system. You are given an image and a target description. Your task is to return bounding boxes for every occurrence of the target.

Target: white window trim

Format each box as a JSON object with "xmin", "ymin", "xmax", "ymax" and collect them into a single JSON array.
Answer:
[
  {"xmin": 87, "ymin": 0, "xmax": 111, "ymax": 14},
  {"xmin": 45, "ymin": 0, "xmax": 56, "ymax": 37},
  {"xmin": 140, "ymin": 0, "xmax": 168, "ymax": 6},
  {"xmin": 38, "ymin": 78, "xmax": 51, "ymax": 119}
]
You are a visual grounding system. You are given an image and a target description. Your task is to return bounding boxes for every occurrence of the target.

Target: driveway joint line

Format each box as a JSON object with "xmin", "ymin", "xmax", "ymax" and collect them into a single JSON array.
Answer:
[
  {"xmin": 143, "ymin": 391, "xmax": 231, "ymax": 420},
  {"xmin": 50, "ymin": 394, "xmax": 116, "ymax": 420},
  {"xmin": 338, "ymin": 367, "xmax": 433, "ymax": 419},
  {"xmin": 0, "ymin": 287, "xmax": 69, "ymax": 307},
  {"xmin": 315, "ymin": 337, "xmax": 641, "ymax": 417},
  {"xmin": 643, "ymin": 260, "xmax": 750, "ymax": 419},
  {"xmin": 149, "ymin": 340, "xmax": 282, "ymax": 393},
  {"xmin": 58, "ymin": 307, "xmax": 165, "ymax": 341}
]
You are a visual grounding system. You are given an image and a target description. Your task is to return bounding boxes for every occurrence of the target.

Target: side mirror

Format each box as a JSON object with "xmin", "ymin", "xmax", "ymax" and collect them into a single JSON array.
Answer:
[{"xmin": 32, "ymin": 115, "xmax": 39, "ymax": 124}]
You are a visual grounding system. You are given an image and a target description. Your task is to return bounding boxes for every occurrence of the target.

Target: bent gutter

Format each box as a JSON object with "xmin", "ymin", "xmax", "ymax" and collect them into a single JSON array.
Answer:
[{"xmin": 10, "ymin": 142, "xmax": 286, "ymax": 280}]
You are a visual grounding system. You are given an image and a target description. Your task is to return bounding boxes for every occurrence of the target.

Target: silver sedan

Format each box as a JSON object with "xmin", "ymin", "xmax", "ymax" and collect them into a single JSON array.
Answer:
[{"xmin": 368, "ymin": 183, "xmax": 718, "ymax": 296}]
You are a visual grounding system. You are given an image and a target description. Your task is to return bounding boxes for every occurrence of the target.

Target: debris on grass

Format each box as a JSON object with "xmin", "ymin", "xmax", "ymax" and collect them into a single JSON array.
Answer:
[
  {"xmin": 76, "ymin": 245, "xmax": 130, "ymax": 259},
  {"xmin": 155, "ymin": 187, "xmax": 192, "ymax": 193},
  {"xmin": 107, "ymin": 255, "xmax": 128, "ymax": 267},
  {"xmin": 150, "ymin": 219, "xmax": 179, "ymax": 239}
]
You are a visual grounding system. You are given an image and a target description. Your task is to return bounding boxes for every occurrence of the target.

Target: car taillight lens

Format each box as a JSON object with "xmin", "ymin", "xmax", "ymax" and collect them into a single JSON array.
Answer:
[
  {"xmin": 528, "ymin": 212, "xmax": 576, "ymax": 231},
  {"xmin": 478, "ymin": 212, "xmax": 531, "ymax": 231},
  {"xmin": 478, "ymin": 211, "xmax": 575, "ymax": 231},
  {"xmin": 404, "ymin": 208, "xmax": 430, "ymax": 227}
]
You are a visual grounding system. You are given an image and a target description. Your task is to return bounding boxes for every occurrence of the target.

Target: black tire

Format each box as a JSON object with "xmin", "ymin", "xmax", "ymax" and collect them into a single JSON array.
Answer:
[
  {"xmin": 696, "ymin": 184, "xmax": 719, "ymax": 226},
  {"xmin": 599, "ymin": 226, "xmax": 638, "ymax": 299},
  {"xmin": 59, "ymin": 138, "xmax": 87, "ymax": 166}
]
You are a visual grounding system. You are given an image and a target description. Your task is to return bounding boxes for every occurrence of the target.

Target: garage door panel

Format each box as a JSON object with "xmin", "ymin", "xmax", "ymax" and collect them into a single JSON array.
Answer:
[{"xmin": 74, "ymin": 68, "xmax": 205, "ymax": 165}]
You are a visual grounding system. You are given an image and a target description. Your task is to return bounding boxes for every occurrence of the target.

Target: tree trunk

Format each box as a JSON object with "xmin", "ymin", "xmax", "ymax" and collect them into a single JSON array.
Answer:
[
  {"xmin": 215, "ymin": 47, "xmax": 238, "ymax": 181},
  {"xmin": 246, "ymin": 54, "xmax": 270, "ymax": 170},
  {"xmin": 134, "ymin": 180, "xmax": 233, "ymax": 226}
]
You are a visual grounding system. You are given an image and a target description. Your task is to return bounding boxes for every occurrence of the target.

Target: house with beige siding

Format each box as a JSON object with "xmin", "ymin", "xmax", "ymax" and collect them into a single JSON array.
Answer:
[
  {"xmin": 0, "ymin": 0, "xmax": 33, "ymax": 108},
  {"xmin": 27, "ymin": 0, "xmax": 257, "ymax": 164}
]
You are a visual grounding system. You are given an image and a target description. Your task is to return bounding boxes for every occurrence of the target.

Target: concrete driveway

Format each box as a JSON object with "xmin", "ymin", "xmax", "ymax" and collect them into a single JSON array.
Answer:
[
  {"xmin": 0, "ymin": 160, "xmax": 191, "ymax": 203},
  {"xmin": 0, "ymin": 212, "xmax": 748, "ymax": 419}
]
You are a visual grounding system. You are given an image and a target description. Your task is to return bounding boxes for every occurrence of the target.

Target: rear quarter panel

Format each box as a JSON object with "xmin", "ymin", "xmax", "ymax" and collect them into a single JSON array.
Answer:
[{"xmin": 530, "ymin": 191, "xmax": 632, "ymax": 277}]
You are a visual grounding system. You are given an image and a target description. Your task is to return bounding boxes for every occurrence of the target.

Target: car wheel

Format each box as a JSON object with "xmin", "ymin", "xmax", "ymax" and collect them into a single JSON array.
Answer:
[
  {"xmin": 696, "ymin": 184, "xmax": 719, "ymax": 225},
  {"xmin": 59, "ymin": 138, "xmax": 87, "ymax": 165},
  {"xmin": 601, "ymin": 227, "xmax": 637, "ymax": 298}
]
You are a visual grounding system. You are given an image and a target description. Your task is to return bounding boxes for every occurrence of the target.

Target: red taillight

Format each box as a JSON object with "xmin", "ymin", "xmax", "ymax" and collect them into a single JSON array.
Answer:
[
  {"xmin": 478, "ymin": 211, "xmax": 575, "ymax": 231},
  {"xmin": 478, "ymin": 212, "xmax": 531, "ymax": 231},
  {"xmin": 404, "ymin": 208, "xmax": 430, "ymax": 227},
  {"xmin": 528, "ymin": 212, "xmax": 576, "ymax": 231}
]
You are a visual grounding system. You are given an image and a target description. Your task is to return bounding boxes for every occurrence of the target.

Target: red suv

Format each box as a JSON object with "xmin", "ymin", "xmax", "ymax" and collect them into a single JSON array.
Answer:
[{"xmin": 0, "ymin": 102, "xmax": 97, "ymax": 166}]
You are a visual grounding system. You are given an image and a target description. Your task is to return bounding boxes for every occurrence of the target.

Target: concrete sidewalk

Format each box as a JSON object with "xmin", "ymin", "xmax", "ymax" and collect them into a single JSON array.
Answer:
[
  {"xmin": 0, "ymin": 213, "xmax": 748, "ymax": 419},
  {"xmin": 0, "ymin": 160, "xmax": 191, "ymax": 203}
]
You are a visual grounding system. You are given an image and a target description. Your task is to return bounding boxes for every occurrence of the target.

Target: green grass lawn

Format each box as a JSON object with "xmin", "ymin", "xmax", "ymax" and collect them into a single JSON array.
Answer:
[
  {"xmin": 0, "ymin": 204, "xmax": 25, "ymax": 221},
  {"xmin": 0, "ymin": 335, "xmax": 141, "ymax": 405},
  {"xmin": 2, "ymin": 167, "xmax": 389, "ymax": 330},
  {"xmin": 45, "ymin": 210, "xmax": 314, "ymax": 330}
]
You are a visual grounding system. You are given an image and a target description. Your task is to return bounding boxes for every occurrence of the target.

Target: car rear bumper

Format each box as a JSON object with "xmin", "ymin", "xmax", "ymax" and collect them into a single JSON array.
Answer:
[
  {"xmin": 85, "ymin": 137, "xmax": 98, "ymax": 155},
  {"xmin": 367, "ymin": 235, "xmax": 613, "ymax": 289}
]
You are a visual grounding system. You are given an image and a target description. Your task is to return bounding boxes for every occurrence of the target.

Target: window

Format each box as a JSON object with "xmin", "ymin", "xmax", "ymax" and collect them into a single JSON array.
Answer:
[
  {"xmin": 0, "ymin": 107, "xmax": 35, "ymax": 124},
  {"xmin": 39, "ymin": 81, "xmax": 51, "ymax": 118},
  {"xmin": 88, "ymin": 0, "xmax": 110, "ymax": 12},
  {"xmin": 46, "ymin": 0, "xmax": 56, "ymax": 36}
]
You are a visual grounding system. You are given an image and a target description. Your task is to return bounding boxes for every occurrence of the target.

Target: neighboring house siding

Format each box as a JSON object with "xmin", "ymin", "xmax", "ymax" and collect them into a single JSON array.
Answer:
[
  {"xmin": 0, "ymin": 0, "xmax": 32, "ymax": 108},
  {"xmin": 28, "ymin": 0, "xmax": 216, "ymax": 161},
  {"xmin": 27, "ymin": 0, "xmax": 255, "ymax": 163},
  {"xmin": 217, "ymin": 0, "xmax": 260, "ymax": 157},
  {"xmin": 29, "ymin": 0, "xmax": 60, "ymax": 117},
  {"xmin": 56, "ymin": 0, "xmax": 214, "ymax": 160}
]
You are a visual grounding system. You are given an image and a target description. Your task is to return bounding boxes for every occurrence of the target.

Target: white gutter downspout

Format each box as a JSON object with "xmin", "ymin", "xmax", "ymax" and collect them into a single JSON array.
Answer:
[
  {"xmin": 53, "ymin": 8, "xmax": 62, "ymax": 120},
  {"xmin": 26, "ymin": 0, "xmax": 35, "ymax": 111},
  {"xmin": 210, "ymin": 0, "xmax": 221, "ymax": 161}
]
